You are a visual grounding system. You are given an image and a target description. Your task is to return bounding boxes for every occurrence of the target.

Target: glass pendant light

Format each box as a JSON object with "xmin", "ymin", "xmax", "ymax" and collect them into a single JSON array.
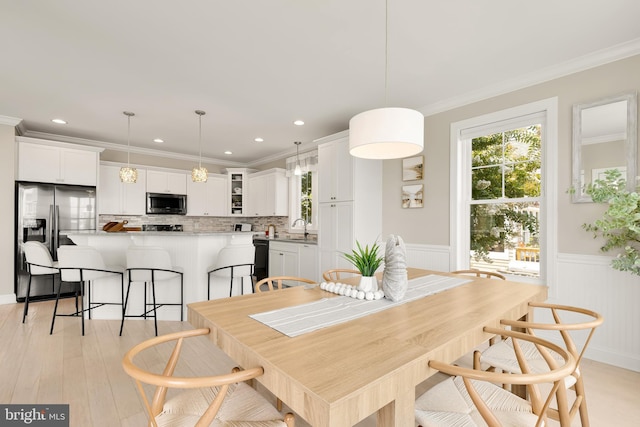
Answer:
[
  {"xmin": 294, "ymin": 141, "xmax": 302, "ymax": 176},
  {"xmin": 349, "ymin": 0, "xmax": 424, "ymax": 159},
  {"xmin": 119, "ymin": 111, "xmax": 138, "ymax": 183},
  {"xmin": 191, "ymin": 110, "xmax": 208, "ymax": 183}
]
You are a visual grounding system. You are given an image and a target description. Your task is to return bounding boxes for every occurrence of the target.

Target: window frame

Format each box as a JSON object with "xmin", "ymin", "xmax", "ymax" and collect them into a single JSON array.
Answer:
[
  {"xmin": 450, "ymin": 98, "xmax": 558, "ymax": 294},
  {"xmin": 288, "ymin": 170, "xmax": 318, "ymax": 234}
]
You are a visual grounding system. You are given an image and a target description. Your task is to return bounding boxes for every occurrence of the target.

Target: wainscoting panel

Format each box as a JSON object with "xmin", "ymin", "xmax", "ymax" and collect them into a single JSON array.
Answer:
[{"xmin": 402, "ymin": 243, "xmax": 639, "ymax": 372}]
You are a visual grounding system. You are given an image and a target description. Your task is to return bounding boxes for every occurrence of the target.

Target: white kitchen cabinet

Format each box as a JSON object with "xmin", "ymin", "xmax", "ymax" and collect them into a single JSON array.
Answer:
[
  {"xmin": 17, "ymin": 138, "xmax": 102, "ymax": 186},
  {"xmin": 98, "ymin": 164, "xmax": 147, "ymax": 215},
  {"xmin": 225, "ymin": 168, "xmax": 256, "ymax": 216},
  {"xmin": 298, "ymin": 243, "xmax": 318, "ymax": 282},
  {"xmin": 146, "ymin": 170, "xmax": 187, "ymax": 194},
  {"xmin": 186, "ymin": 173, "xmax": 227, "ymax": 216},
  {"xmin": 317, "ymin": 132, "xmax": 382, "ymax": 275},
  {"xmin": 269, "ymin": 242, "xmax": 299, "ymax": 278},
  {"xmin": 317, "ymin": 136, "xmax": 353, "ymax": 203},
  {"xmin": 247, "ymin": 168, "xmax": 288, "ymax": 216}
]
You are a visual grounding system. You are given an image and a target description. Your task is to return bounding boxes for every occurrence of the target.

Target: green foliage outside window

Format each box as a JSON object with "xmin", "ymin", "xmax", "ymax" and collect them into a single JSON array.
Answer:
[
  {"xmin": 470, "ymin": 126, "xmax": 541, "ymax": 262},
  {"xmin": 300, "ymin": 171, "xmax": 312, "ymax": 224}
]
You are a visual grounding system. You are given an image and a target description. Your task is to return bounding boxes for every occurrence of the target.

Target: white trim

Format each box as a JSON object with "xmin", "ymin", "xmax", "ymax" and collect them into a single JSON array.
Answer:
[
  {"xmin": 0, "ymin": 115, "xmax": 22, "ymax": 126},
  {"xmin": 16, "ymin": 135, "xmax": 104, "ymax": 152},
  {"xmin": 0, "ymin": 294, "xmax": 17, "ymax": 305},
  {"xmin": 420, "ymin": 38, "xmax": 640, "ymax": 117},
  {"xmin": 450, "ymin": 97, "xmax": 558, "ymax": 296}
]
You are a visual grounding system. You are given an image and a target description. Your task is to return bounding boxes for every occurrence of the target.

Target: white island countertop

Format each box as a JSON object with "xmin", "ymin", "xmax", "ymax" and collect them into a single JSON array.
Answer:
[{"xmin": 67, "ymin": 231, "xmax": 254, "ymax": 322}]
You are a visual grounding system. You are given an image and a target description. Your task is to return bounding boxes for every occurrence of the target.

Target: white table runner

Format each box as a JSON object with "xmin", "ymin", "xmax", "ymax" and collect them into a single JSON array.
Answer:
[{"xmin": 250, "ymin": 274, "xmax": 471, "ymax": 337}]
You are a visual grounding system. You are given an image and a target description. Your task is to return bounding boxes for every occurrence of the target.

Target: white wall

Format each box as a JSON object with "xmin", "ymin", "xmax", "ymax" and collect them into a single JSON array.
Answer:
[{"xmin": 0, "ymin": 123, "xmax": 16, "ymax": 303}]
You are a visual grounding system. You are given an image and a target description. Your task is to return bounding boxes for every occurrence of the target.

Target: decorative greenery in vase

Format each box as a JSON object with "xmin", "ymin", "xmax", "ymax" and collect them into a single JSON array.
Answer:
[
  {"xmin": 583, "ymin": 168, "xmax": 640, "ymax": 275},
  {"xmin": 343, "ymin": 241, "xmax": 384, "ymax": 277}
]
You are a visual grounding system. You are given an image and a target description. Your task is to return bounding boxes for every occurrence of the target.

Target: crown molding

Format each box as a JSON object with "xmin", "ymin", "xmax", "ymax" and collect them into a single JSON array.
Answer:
[
  {"xmin": 0, "ymin": 115, "xmax": 22, "ymax": 127},
  {"xmin": 420, "ymin": 37, "xmax": 640, "ymax": 117}
]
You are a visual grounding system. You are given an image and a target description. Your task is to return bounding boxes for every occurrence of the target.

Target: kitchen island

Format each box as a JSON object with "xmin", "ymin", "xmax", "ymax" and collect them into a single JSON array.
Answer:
[{"xmin": 67, "ymin": 231, "xmax": 255, "ymax": 321}]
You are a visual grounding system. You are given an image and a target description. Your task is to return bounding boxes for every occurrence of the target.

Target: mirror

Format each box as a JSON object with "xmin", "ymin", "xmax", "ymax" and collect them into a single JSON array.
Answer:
[{"xmin": 572, "ymin": 92, "xmax": 638, "ymax": 203}]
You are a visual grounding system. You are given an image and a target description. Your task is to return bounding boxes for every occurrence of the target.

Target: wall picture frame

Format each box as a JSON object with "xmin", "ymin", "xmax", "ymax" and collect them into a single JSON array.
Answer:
[
  {"xmin": 402, "ymin": 184, "xmax": 423, "ymax": 208},
  {"xmin": 402, "ymin": 155, "xmax": 423, "ymax": 181}
]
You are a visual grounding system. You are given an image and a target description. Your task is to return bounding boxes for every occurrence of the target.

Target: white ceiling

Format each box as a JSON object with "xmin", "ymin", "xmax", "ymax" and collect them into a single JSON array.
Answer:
[{"xmin": 2, "ymin": 0, "xmax": 640, "ymax": 166}]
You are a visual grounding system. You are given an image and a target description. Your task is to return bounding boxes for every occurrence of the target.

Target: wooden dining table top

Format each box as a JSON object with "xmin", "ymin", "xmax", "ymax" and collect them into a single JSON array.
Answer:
[{"xmin": 187, "ymin": 268, "xmax": 547, "ymax": 427}]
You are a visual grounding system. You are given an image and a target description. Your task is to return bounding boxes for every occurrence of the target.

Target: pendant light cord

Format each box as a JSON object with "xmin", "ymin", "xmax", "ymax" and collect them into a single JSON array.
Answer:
[
  {"xmin": 123, "ymin": 111, "xmax": 135, "ymax": 167},
  {"xmin": 195, "ymin": 110, "xmax": 206, "ymax": 168},
  {"xmin": 384, "ymin": 0, "xmax": 388, "ymax": 107}
]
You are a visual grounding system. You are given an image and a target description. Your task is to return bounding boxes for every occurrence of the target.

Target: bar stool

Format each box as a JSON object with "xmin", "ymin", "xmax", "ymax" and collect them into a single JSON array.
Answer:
[
  {"xmin": 207, "ymin": 244, "xmax": 255, "ymax": 299},
  {"xmin": 122, "ymin": 246, "xmax": 183, "ymax": 336},
  {"xmin": 52, "ymin": 245, "xmax": 124, "ymax": 336},
  {"xmin": 22, "ymin": 241, "xmax": 59, "ymax": 323}
]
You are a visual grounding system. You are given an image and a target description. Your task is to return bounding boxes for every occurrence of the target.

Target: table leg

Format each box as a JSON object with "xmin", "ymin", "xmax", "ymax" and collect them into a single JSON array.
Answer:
[{"xmin": 377, "ymin": 388, "xmax": 414, "ymax": 426}]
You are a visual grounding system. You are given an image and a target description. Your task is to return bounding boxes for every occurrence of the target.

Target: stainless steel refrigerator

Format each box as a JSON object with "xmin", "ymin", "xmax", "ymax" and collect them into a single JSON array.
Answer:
[{"xmin": 15, "ymin": 182, "xmax": 97, "ymax": 302}]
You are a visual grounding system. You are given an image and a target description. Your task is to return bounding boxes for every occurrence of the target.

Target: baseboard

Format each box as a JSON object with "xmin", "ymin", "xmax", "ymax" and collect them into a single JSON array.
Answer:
[{"xmin": 0, "ymin": 293, "xmax": 17, "ymax": 305}]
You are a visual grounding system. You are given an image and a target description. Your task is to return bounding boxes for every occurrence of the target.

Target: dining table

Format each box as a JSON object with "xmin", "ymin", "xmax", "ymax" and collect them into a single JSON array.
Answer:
[{"xmin": 187, "ymin": 268, "xmax": 547, "ymax": 427}]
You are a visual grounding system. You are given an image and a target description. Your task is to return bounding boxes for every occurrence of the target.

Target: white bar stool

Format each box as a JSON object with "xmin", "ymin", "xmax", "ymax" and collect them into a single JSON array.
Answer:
[
  {"xmin": 22, "ymin": 241, "xmax": 59, "ymax": 323},
  {"xmin": 122, "ymin": 246, "xmax": 183, "ymax": 336},
  {"xmin": 207, "ymin": 244, "xmax": 255, "ymax": 299},
  {"xmin": 52, "ymin": 245, "xmax": 124, "ymax": 336}
]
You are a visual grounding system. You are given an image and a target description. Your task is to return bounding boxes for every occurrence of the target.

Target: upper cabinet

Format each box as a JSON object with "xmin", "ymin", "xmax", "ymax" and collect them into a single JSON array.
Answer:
[
  {"xmin": 186, "ymin": 173, "xmax": 227, "ymax": 216},
  {"xmin": 225, "ymin": 168, "xmax": 256, "ymax": 216},
  {"xmin": 247, "ymin": 168, "xmax": 288, "ymax": 216},
  {"xmin": 318, "ymin": 137, "xmax": 354, "ymax": 202},
  {"xmin": 98, "ymin": 164, "xmax": 147, "ymax": 215},
  {"xmin": 17, "ymin": 138, "xmax": 103, "ymax": 186},
  {"xmin": 146, "ymin": 170, "xmax": 187, "ymax": 194}
]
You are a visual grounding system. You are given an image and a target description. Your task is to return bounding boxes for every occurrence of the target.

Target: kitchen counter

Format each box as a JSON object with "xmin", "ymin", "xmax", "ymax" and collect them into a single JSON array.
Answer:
[
  {"xmin": 253, "ymin": 235, "xmax": 318, "ymax": 245},
  {"xmin": 66, "ymin": 231, "xmax": 254, "ymax": 321}
]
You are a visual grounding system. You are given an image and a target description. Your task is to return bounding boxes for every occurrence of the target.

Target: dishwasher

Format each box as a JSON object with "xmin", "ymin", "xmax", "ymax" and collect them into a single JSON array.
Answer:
[{"xmin": 253, "ymin": 236, "xmax": 269, "ymax": 281}]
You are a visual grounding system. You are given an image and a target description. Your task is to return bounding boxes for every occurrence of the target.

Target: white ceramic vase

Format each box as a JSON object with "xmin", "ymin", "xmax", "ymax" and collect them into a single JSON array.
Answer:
[{"xmin": 358, "ymin": 276, "xmax": 378, "ymax": 293}]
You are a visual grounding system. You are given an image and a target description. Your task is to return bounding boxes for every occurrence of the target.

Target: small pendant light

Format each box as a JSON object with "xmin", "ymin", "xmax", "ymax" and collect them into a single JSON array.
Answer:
[
  {"xmin": 191, "ymin": 110, "xmax": 208, "ymax": 182},
  {"xmin": 119, "ymin": 111, "xmax": 138, "ymax": 183},
  {"xmin": 294, "ymin": 141, "xmax": 302, "ymax": 176}
]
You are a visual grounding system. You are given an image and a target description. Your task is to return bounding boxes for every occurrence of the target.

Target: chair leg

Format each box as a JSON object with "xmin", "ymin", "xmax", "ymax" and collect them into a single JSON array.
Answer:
[
  {"xmin": 151, "ymin": 279, "xmax": 158, "ymax": 336},
  {"xmin": 50, "ymin": 279, "xmax": 63, "ymax": 335},
  {"xmin": 120, "ymin": 277, "xmax": 133, "ymax": 336},
  {"xmin": 143, "ymin": 282, "xmax": 148, "ymax": 319},
  {"xmin": 80, "ymin": 281, "xmax": 85, "ymax": 336},
  {"xmin": 207, "ymin": 272, "xmax": 211, "ymax": 300},
  {"xmin": 87, "ymin": 279, "xmax": 92, "ymax": 319},
  {"xmin": 574, "ymin": 375, "xmax": 590, "ymax": 427},
  {"xmin": 22, "ymin": 274, "xmax": 32, "ymax": 323},
  {"xmin": 180, "ymin": 274, "xmax": 184, "ymax": 321}
]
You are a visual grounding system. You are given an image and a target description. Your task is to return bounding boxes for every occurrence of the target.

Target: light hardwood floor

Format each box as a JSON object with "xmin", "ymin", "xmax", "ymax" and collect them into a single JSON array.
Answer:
[{"xmin": 1, "ymin": 298, "xmax": 638, "ymax": 426}]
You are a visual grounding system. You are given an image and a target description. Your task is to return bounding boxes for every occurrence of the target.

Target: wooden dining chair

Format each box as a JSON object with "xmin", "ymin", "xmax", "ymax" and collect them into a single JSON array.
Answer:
[
  {"xmin": 416, "ymin": 326, "xmax": 576, "ymax": 427},
  {"xmin": 255, "ymin": 276, "xmax": 316, "ymax": 292},
  {"xmin": 451, "ymin": 269, "xmax": 506, "ymax": 280},
  {"xmin": 322, "ymin": 268, "xmax": 361, "ymax": 282},
  {"xmin": 122, "ymin": 328, "xmax": 295, "ymax": 427},
  {"xmin": 474, "ymin": 302, "xmax": 604, "ymax": 427}
]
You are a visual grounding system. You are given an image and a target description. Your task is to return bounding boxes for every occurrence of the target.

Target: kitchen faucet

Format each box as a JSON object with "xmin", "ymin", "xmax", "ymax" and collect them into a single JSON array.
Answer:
[{"xmin": 292, "ymin": 218, "xmax": 309, "ymax": 239}]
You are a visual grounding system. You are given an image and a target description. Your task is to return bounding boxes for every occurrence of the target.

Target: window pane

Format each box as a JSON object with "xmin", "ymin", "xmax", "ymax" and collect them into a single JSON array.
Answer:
[
  {"xmin": 300, "ymin": 171, "xmax": 313, "ymax": 225},
  {"xmin": 472, "ymin": 166, "xmax": 502, "ymax": 200},
  {"xmin": 470, "ymin": 201, "xmax": 540, "ymax": 277},
  {"xmin": 472, "ymin": 134, "xmax": 503, "ymax": 168},
  {"xmin": 505, "ymin": 161, "xmax": 540, "ymax": 198}
]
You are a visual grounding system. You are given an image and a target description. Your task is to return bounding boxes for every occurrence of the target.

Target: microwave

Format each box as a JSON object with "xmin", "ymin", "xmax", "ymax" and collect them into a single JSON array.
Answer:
[{"xmin": 146, "ymin": 193, "xmax": 187, "ymax": 215}]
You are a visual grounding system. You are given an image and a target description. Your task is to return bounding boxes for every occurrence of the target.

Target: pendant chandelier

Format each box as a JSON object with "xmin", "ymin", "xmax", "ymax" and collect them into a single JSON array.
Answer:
[
  {"xmin": 294, "ymin": 141, "xmax": 302, "ymax": 176},
  {"xmin": 119, "ymin": 111, "xmax": 138, "ymax": 183},
  {"xmin": 191, "ymin": 110, "xmax": 208, "ymax": 183},
  {"xmin": 349, "ymin": 0, "xmax": 424, "ymax": 159}
]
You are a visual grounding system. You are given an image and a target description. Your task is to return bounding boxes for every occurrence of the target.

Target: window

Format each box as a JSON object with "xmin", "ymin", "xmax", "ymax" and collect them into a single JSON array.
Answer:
[
  {"xmin": 286, "ymin": 150, "xmax": 318, "ymax": 232},
  {"xmin": 451, "ymin": 98, "xmax": 558, "ymax": 288}
]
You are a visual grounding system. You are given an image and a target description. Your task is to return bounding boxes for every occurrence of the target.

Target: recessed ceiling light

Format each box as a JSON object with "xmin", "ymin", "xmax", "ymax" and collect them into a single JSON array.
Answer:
[
  {"xmin": 254, "ymin": 137, "xmax": 264, "ymax": 142},
  {"xmin": 224, "ymin": 151, "xmax": 232, "ymax": 155},
  {"xmin": 294, "ymin": 120, "xmax": 305, "ymax": 126},
  {"xmin": 153, "ymin": 138, "xmax": 164, "ymax": 143},
  {"xmin": 51, "ymin": 119, "xmax": 67, "ymax": 124}
]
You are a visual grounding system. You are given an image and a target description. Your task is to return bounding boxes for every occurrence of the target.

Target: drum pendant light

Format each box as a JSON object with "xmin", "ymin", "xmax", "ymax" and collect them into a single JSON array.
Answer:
[
  {"xmin": 191, "ymin": 110, "xmax": 208, "ymax": 183},
  {"xmin": 119, "ymin": 111, "xmax": 138, "ymax": 183},
  {"xmin": 349, "ymin": 0, "xmax": 424, "ymax": 159}
]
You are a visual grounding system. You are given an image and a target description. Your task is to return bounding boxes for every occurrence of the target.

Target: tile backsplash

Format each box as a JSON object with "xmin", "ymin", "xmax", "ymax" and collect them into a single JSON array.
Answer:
[{"xmin": 98, "ymin": 215, "xmax": 290, "ymax": 234}]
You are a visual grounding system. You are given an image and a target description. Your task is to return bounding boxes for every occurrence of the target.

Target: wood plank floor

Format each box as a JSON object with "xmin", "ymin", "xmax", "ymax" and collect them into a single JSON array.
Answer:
[{"xmin": 1, "ymin": 298, "xmax": 638, "ymax": 426}]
